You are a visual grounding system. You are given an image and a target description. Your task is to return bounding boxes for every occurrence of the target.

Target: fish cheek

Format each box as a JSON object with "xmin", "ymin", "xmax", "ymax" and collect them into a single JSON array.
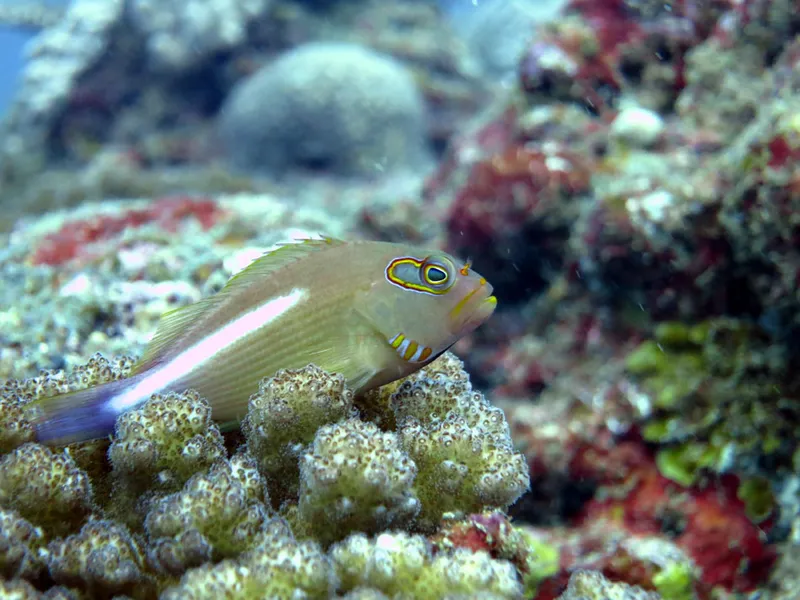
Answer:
[
  {"xmin": 345, "ymin": 312, "xmax": 410, "ymax": 391},
  {"xmin": 353, "ymin": 287, "xmax": 399, "ymax": 338},
  {"xmin": 355, "ymin": 284, "xmax": 449, "ymax": 362}
]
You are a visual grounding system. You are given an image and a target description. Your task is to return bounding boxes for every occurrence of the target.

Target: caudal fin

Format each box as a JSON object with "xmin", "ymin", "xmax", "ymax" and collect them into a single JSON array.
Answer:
[{"xmin": 29, "ymin": 381, "xmax": 127, "ymax": 446}]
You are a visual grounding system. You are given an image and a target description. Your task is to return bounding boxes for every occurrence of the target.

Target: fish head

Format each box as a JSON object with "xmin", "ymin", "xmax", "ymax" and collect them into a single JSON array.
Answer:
[{"xmin": 361, "ymin": 247, "xmax": 496, "ymax": 365}]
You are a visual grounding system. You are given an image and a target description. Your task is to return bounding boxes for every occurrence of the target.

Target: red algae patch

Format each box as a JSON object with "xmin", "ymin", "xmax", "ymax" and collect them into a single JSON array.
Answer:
[{"xmin": 31, "ymin": 196, "xmax": 225, "ymax": 267}]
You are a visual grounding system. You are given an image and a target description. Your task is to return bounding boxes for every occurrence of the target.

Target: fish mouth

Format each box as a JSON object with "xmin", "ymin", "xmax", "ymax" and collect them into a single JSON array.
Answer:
[{"xmin": 450, "ymin": 282, "xmax": 497, "ymax": 335}]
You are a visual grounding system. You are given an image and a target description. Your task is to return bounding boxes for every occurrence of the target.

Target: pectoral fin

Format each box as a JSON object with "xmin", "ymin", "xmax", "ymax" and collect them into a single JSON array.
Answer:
[{"xmin": 348, "ymin": 299, "xmax": 405, "ymax": 392}]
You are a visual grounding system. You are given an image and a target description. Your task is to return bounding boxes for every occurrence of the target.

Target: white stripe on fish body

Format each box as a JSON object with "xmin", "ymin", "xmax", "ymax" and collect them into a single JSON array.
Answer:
[
  {"xmin": 108, "ymin": 288, "xmax": 309, "ymax": 413},
  {"xmin": 395, "ymin": 338, "xmax": 412, "ymax": 358},
  {"xmin": 408, "ymin": 344, "xmax": 427, "ymax": 363}
]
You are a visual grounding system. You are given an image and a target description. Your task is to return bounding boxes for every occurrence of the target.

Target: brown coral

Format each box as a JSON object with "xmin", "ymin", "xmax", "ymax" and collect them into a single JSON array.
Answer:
[
  {"xmin": 0, "ymin": 508, "xmax": 46, "ymax": 580},
  {"xmin": 0, "ymin": 382, "xmax": 37, "ymax": 453},
  {"xmin": 144, "ymin": 453, "xmax": 271, "ymax": 575},
  {"xmin": 0, "ymin": 348, "xmax": 530, "ymax": 597},
  {"xmin": 331, "ymin": 531, "xmax": 524, "ymax": 599},
  {"xmin": 161, "ymin": 518, "xmax": 335, "ymax": 599},
  {"xmin": 0, "ymin": 443, "xmax": 94, "ymax": 537},
  {"xmin": 388, "ymin": 354, "xmax": 529, "ymax": 530},
  {"xmin": 399, "ymin": 414, "xmax": 529, "ymax": 531},
  {"xmin": 242, "ymin": 364, "xmax": 356, "ymax": 507},
  {"xmin": 296, "ymin": 418, "xmax": 419, "ymax": 545},
  {"xmin": 0, "ymin": 355, "xmax": 136, "ymax": 454},
  {"xmin": 0, "ymin": 578, "xmax": 49, "ymax": 599},
  {"xmin": 45, "ymin": 517, "xmax": 155, "ymax": 599},
  {"xmin": 108, "ymin": 389, "xmax": 226, "ymax": 495}
]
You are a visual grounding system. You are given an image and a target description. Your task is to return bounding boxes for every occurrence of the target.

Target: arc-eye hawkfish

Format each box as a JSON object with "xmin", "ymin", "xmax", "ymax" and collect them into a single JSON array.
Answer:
[{"xmin": 30, "ymin": 237, "xmax": 497, "ymax": 445}]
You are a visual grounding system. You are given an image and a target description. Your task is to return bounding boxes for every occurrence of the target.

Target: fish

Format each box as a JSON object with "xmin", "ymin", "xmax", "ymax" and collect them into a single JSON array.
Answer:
[{"xmin": 30, "ymin": 237, "xmax": 497, "ymax": 445}]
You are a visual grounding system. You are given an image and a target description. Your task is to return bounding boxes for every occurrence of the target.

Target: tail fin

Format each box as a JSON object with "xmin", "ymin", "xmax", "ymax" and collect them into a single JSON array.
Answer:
[{"xmin": 28, "ymin": 380, "xmax": 129, "ymax": 446}]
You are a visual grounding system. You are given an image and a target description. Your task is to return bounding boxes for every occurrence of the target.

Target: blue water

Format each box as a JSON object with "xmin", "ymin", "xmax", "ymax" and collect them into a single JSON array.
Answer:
[
  {"xmin": 0, "ymin": 0, "xmax": 532, "ymax": 118},
  {"xmin": 0, "ymin": 0, "xmax": 69, "ymax": 117},
  {"xmin": 0, "ymin": 27, "xmax": 34, "ymax": 116}
]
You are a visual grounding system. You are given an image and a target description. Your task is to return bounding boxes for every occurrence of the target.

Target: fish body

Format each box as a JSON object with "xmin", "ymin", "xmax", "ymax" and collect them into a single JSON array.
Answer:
[{"xmin": 31, "ymin": 237, "xmax": 497, "ymax": 445}]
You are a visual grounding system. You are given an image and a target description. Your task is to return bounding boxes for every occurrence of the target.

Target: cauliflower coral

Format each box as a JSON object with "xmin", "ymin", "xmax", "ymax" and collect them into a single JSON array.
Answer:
[
  {"xmin": 0, "ymin": 352, "xmax": 532, "ymax": 597},
  {"xmin": 217, "ymin": 42, "xmax": 428, "ymax": 178}
]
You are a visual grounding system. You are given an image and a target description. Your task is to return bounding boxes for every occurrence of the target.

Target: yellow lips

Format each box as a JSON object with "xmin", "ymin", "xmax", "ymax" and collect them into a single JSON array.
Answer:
[
  {"xmin": 468, "ymin": 295, "xmax": 497, "ymax": 329},
  {"xmin": 450, "ymin": 283, "xmax": 497, "ymax": 335}
]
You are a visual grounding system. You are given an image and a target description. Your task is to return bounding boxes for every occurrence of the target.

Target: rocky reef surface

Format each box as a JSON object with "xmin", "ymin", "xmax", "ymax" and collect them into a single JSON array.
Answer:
[{"xmin": 1, "ymin": 0, "xmax": 799, "ymax": 598}]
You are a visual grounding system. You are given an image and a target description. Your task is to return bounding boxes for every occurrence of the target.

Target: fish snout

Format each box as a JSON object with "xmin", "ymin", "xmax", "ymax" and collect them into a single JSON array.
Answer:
[{"xmin": 450, "ymin": 279, "xmax": 496, "ymax": 335}]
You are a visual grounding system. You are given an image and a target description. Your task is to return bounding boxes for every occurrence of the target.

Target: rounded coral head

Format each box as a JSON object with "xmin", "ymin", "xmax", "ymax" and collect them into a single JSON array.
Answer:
[
  {"xmin": 360, "ymin": 245, "xmax": 496, "ymax": 365},
  {"xmin": 217, "ymin": 42, "xmax": 428, "ymax": 179}
]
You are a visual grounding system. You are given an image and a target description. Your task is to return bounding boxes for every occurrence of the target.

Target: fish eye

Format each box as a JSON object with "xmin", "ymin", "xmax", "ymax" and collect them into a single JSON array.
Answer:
[{"xmin": 422, "ymin": 262, "xmax": 450, "ymax": 285}]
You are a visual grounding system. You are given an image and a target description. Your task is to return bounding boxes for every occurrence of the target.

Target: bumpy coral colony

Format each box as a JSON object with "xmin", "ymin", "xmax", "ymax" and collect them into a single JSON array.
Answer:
[{"xmin": 0, "ymin": 353, "xmax": 533, "ymax": 598}]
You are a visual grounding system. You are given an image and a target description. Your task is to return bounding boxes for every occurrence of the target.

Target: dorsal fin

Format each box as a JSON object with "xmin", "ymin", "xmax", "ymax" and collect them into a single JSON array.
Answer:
[
  {"xmin": 219, "ymin": 236, "xmax": 346, "ymax": 295},
  {"xmin": 131, "ymin": 236, "xmax": 346, "ymax": 374}
]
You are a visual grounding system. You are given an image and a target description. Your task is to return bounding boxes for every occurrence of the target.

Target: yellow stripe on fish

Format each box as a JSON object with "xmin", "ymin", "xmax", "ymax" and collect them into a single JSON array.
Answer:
[
  {"xmin": 387, "ymin": 333, "xmax": 433, "ymax": 363},
  {"xmin": 30, "ymin": 237, "xmax": 497, "ymax": 446},
  {"xmin": 389, "ymin": 333, "xmax": 405, "ymax": 349}
]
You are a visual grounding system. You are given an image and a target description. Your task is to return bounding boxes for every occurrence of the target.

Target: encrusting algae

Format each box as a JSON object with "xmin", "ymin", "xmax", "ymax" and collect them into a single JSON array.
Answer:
[
  {"xmin": 0, "ymin": 237, "xmax": 544, "ymax": 598},
  {"xmin": 27, "ymin": 237, "xmax": 497, "ymax": 445}
]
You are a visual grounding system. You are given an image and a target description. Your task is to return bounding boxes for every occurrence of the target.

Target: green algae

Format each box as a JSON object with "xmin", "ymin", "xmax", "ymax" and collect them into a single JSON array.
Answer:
[
  {"xmin": 626, "ymin": 319, "xmax": 798, "ymax": 489},
  {"xmin": 736, "ymin": 476, "xmax": 775, "ymax": 523},
  {"xmin": 653, "ymin": 561, "xmax": 696, "ymax": 600},
  {"xmin": 655, "ymin": 443, "xmax": 724, "ymax": 488},
  {"xmin": 518, "ymin": 530, "xmax": 560, "ymax": 596}
]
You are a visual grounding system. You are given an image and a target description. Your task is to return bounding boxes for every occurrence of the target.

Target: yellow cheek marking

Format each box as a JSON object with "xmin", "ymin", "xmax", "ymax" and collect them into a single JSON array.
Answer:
[
  {"xmin": 386, "ymin": 257, "xmax": 448, "ymax": 296},
  {"xmin": 449, "ymin": 284, "xmax": 481, "ymax": 321},
  {"xmin": 388, "ymin": 333, "xmax": 432, "ymax": 363},
  {"xmin": 403, "ymin": 340, "xmax": 419, "ymax": 361}
]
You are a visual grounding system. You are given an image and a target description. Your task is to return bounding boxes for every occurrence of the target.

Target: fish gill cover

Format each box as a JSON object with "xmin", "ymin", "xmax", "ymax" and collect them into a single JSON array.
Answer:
[{"xmin": 0, "ymin": 0, "xmax": 798, "ymax": 599}]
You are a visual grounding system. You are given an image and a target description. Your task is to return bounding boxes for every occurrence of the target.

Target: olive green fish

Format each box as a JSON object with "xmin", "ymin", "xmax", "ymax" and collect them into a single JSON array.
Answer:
[{"xmin": 32, "ymin": 237, "xmax": 497, "ymax": 445}]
